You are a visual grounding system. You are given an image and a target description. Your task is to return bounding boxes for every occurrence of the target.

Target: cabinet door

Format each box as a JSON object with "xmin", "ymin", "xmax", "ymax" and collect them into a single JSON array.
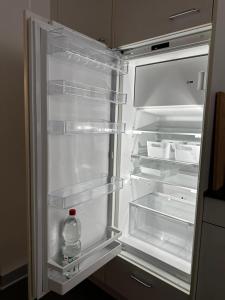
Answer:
[
  {"xmin": 113, "ymin": 0, "xmax": 213, "ymax": 47},
  {"xmin": 196, "ymin": 222, "xmax": 225, "ymax": 300},
  {"xmin": 104, "ymin": 257, "xmax": 189, "ymax": 300},
  {"xmin": 51, "ymin": 0, "xmax": 113, "ymax": 46}
]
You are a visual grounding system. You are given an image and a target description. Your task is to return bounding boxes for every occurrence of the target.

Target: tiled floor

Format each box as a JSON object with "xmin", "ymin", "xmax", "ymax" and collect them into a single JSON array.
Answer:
[{"xmin": 0, "ymin": 278, "xmax": 115, "ymax": 300}]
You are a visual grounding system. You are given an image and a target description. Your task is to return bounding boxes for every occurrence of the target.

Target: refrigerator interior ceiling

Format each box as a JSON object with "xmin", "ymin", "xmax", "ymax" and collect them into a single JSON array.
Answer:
[
  {"xmin": 48, "ymin": 80, "xmax": 127, "ymax": 104},
  {"xmin": 48, "ymin": 28, "xmax": 128, "ymax": 74},
  {"xmin": 130, "ymin": 44, "xmax": 209, "ymax": 66},
  {"xmin": 122, "ymin": 28, "xmax": 210, "ymax": 59}
]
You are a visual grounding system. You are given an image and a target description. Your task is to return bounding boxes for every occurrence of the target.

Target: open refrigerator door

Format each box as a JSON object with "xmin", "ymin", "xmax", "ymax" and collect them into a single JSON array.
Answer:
[
  {"xmin": 25, "ymin": 13, "xmax": 128, "ymax": 299},
  {"xmin": 117, "ymin": 27, "xmax": 210, "ymax": 294}
]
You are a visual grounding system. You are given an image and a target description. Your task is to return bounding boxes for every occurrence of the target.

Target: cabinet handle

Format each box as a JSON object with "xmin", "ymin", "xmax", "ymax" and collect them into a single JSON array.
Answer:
[
  {"xmin": 169, "ymin": 8, "xmax": 200, "ymax": 20},
  {"xmin": 130, "ymin": 275, "xmax": 153, "ymax": 288}
]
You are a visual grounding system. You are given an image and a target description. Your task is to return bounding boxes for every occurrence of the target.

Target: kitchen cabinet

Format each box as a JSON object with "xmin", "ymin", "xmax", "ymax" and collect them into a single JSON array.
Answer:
[
  {"xmin": 51, "ymin": 0, "xmax": 113, "ymax": 46},
  {"xmin": 103, "ymin": 257, "xmax": 189, "ymax": 300},
  {"xmin": 113, "ymin": 0, "xmax": 213, "ymax": 47},
  {"xmin": 196, "ymin": 222, "xmax": 225, "ymax": 300}
]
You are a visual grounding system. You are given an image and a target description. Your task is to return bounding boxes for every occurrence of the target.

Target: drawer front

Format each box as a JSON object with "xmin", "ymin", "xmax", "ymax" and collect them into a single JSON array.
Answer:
[
  {"xmin": 114, "ymin": 0, "xmax": 213, "ymax": 47},
  {"xmin": 203, "ymin": 197, "xmax": 225, "ymax": 227},
  {"xmin": 104, "ymin": 257, "xmax": 189, "ymax": 300},
  {"xmin": 197, "ymin": 222, "xmax": 225, "ymax": 300}
]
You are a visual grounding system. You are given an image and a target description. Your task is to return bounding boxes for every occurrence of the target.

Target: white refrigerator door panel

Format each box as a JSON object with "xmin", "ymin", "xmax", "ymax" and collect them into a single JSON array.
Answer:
[{"xmin": 25, "ymin": 13, "xmax": 124, "ymax": 299}]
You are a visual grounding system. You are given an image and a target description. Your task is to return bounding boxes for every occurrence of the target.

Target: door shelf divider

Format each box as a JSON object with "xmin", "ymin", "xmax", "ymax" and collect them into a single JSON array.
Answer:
[
  {"xmin": 48, "ymin": 80, "xmax": 127, "ymax": 104},
  {"xmin": 48, "ymin": 176, "xmax": 123, "ymax": 209},
  {"xmin": 48, "ymin": 227, "xmax": 121, "ymax": 275},
  {"xmin": 48, "ymin": 30, "xmax": 128, "ymax": 75},
  {"xmin": 48, "ymin": 120, "xmax": 126, "ymax": 134},
  {"xmin": 131, "ymin": 154, "xmax": 199, "ymax": 167},
  {"xmin": 130, "ymin": 193, "xmax": 195, "ymax": 225}
]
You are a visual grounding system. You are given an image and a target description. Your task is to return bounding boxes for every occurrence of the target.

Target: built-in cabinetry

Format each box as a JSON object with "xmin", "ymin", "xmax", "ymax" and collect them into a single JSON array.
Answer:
[
  {"xmin": 51, "ymin": 0, "xmax": 113, "ymax": 46},
  {"xmin": 196, "ymin": 197, "xmax": 225, "ymax": 300},
  {"xmin": 51, "ymin": 0, "xmax": 213, "ymax": 48},
  {"xmin": 91, "ymin": 257, "xmax": 188, "ymax": 300},
  {"xmin": 113, "ymin": 0, "xmax": 213, "ymax": 47}
]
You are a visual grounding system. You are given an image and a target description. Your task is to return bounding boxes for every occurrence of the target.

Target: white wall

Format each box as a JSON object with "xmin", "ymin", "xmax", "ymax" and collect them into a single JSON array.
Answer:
[{"xmin": 0, "ymin": 0, "xmax": 50, "ymax": 276}]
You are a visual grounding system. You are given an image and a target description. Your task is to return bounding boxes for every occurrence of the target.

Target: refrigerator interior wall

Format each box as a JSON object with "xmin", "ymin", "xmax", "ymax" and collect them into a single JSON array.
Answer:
[
  {"xmin": 118, "ymin": 44, "xmax": 209, "ymax": 287},
  {"xmin": 134, "ymin": 55, "xmax": 208, "ymax": 107},
  {"xmin": 45, "ymin": 27, "xmax": 126, "ymax": 289}
]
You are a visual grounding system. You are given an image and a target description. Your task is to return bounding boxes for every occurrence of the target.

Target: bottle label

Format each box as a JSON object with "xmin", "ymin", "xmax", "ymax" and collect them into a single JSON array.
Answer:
[{"xmin": 63, "ymin": 255, "xmax": 75, "ymax": 264}]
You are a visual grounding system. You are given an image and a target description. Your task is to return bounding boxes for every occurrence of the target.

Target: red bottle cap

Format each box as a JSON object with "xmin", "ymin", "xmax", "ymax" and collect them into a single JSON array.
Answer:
[{"xmin": 69, "ymin": 208, "xmax": 76, "ymax": 216}]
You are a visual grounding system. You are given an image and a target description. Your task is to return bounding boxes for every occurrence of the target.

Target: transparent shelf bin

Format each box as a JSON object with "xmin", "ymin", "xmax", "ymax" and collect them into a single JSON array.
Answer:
[
  {"xmin": 131, "ymin": 170, "xmax": 198, "ymax": 190},
  {"xmin": 129, "ymin": 201, "xmax": 194, "ymax": 262},
  {"xmin": 48, "ymin": 30, "xmax": 128, "ymax": 75},
  {"xmin": 48, "ymin": 227, "xmax": 121, "ymax": 276},
  {"xmin": 48, "ymin": 80, "xmax": 127, "ymax": 105},
  {"xmin": 48, "ymin": 176, "xmax": 123, "ymax": 209},
  {"xmin": 130, "ymin": 193, "xmax": 195, "ymax": 225},
  {"xmin": 131, "ymin": 154, "xmax": 199, "ymax": 167},
  {"xmin": 48, "ymin": 120, "xmax": 126, "ymax": 134}
]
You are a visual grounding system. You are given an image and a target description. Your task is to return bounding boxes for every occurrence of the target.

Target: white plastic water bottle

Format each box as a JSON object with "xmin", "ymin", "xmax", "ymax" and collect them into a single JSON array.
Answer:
[{"xmin": 62, "ymin": 208, "xmax": 81, "ymax": 266}]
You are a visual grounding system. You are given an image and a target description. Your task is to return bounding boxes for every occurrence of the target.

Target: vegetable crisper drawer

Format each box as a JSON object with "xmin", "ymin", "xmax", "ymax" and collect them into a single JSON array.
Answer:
[{"xmin": 129, "ymin": 197, "xmax": 194, "ymax": 262}]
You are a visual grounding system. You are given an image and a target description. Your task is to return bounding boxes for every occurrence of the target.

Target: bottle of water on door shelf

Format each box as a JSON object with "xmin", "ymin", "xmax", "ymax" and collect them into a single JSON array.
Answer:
[{"xmin": 62, "ymin": 208, "xmax": 81, "ymax": 275}]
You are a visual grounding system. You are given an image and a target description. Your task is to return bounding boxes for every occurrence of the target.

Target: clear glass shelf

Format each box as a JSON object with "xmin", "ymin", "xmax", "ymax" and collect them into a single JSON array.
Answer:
[
  {"xmin": 48, "ymin": 29, "xmax": 128, "ymax": 75},
  {"xmin": 130, "ymin": 193, "xmax": 195, "ymax": 225},
  {"xmin": 132, "ymin": 125, "xmax": 201, "ymax": 138},
  {"xmin": 131, "ymin": 154, "xmax": 199, "ymax": 167},
  {"xmin": 131, "ymin": 171, "xmax": 198, "ymax": 191},
  {"xmin": 48, "ymin": 80, "xmax": 127, "ymax": 104},
  {"xmin": 48, "ymin": 227, "xmax": 121, "ymax": 276},
  {"xmin": 48, "ymin": 120, "xmax": 126, "ymax": 134},
  {"xmin": 48, "ymin": 176, "xmax": 123, "ymax": 209}
]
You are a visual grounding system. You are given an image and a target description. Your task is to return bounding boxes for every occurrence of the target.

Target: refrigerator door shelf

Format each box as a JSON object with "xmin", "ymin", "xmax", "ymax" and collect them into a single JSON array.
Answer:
[
  {"xmin": 48, "ymin": 227, "xmax": 121, "ymax": 275},
  {"xmin": 48, "ymin": 120, "xmax": 126, "ymax": 134},
  {"xmin": 48, "ymin": 241, "xmax": 121, "ymax": 295},
  {"xmin": 48, "ymin": 176, "xmax": 123, "ymax": 209},
  {"xmin": 47, "ymin": 30, "xmax": 128, "ymax": 75},
  {"xmin": 48, "ymin": 80, "xmax": 127, "ymax": 105},
  {"xmin": 130, "ymin": 193, "xmax": 195, "ymax": 225}
]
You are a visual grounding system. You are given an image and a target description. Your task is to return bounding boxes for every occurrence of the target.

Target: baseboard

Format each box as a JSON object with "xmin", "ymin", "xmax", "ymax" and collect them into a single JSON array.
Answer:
[{"xmin": 0, "ymin": 265, "xmax": 28, "ymax": 290}]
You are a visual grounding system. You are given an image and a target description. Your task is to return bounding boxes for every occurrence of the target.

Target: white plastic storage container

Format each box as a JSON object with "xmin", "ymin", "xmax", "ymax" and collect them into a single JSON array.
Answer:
[
  {"xmin": 147, "ymin": 141, "xmax": 171, "ymax": 159},
  {"xmin": 174, "ymin": 143, "xmax": 200, "ymax": 163}
]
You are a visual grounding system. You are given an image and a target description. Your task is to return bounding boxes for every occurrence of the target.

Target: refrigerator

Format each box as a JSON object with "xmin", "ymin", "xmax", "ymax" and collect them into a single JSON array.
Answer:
[{"xmin": 24, "ymin": 2, "xmax": 225, "ymax": 299}]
